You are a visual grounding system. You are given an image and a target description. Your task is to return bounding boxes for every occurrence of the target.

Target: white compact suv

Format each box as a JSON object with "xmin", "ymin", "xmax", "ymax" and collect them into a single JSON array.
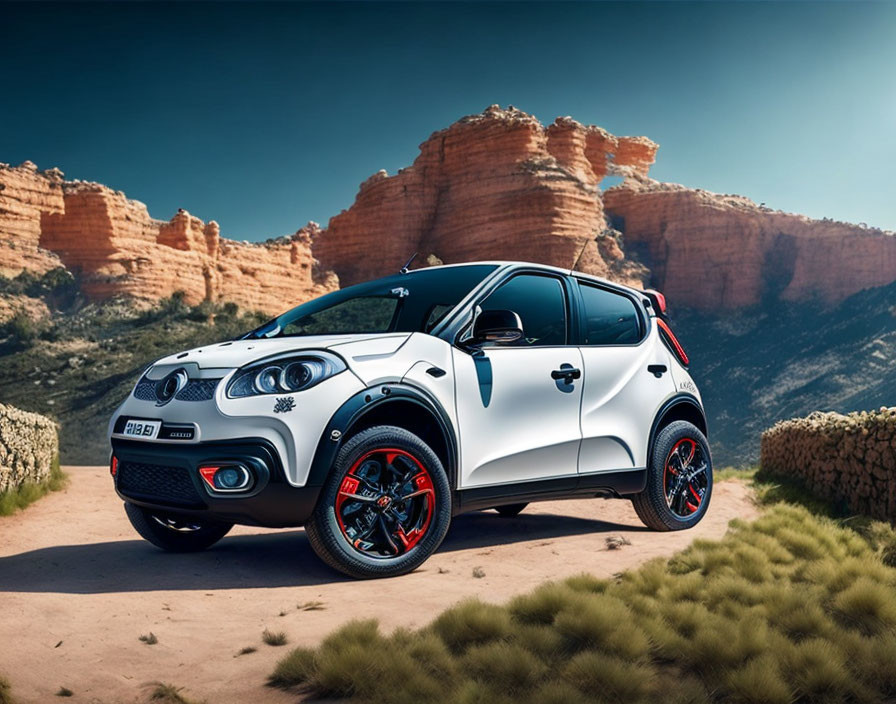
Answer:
[{"xmin": 109, "ymin": 262, "xmax": 712, "ymax": 578}]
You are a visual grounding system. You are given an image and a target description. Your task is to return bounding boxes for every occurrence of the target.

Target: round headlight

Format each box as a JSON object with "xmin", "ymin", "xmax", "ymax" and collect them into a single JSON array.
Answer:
[
  {"xmin": 280, "ymin": 361, "xmax": 315, "ymax": 391},
  {"xmin": 254, "ymin": 366, "xmax": 282, "ymax": 394}
]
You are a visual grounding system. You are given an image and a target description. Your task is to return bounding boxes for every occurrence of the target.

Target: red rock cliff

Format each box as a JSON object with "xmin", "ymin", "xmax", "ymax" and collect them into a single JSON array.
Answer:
[
  {"xmin": 0, "ymin": 166, "xmax": 337, "ymax": 314},
  {"xmin": 313, "ymin": 106, "xmax": 656, "ymax": 289},
  {"xmin": 603, "ymin": 180, "xmax": 896, "ymax": 309},
  {"xmin": 0, "ymin": 162, "xmax": 65, "ymax": 276}
]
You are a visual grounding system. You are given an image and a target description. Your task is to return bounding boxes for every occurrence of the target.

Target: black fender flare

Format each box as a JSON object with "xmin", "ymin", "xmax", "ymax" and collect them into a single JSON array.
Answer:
[
  {"xmin": 647, "ymin": 393, "xmax": 708, "ymax": 467},
  {"xmin": 305, "ymin": 382, "xmax": 458, "ymax": 489}
]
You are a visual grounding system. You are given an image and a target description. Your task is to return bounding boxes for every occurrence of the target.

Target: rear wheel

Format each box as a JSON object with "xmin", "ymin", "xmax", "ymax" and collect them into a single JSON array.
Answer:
[
  {"xmin": 124, "ymin": 502, "xmax": 233, "ymax": 552},
  {"xmin": 494, "ymin": 503, "xmax": 528, "ymax": 517},
  {"xmin": 631, "ymin": 420, "xmax": 712, "ymax": 531},
  {"xmin": 305, "ymin": 425, "xmax": 452, "ymax": 579}
]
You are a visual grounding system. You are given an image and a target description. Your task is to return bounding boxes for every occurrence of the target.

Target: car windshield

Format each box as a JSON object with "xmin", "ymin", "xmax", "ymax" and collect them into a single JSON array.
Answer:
[{"xmin": 244, "ymin": 264, "xmax": 498, "ymax": 339}]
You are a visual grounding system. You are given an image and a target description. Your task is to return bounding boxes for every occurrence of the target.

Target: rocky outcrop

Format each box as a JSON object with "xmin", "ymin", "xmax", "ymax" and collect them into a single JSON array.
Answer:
[
  {"xmin": 4, "ymin": 171, "xmax": 340, "ymax": 314},
  {"xmin": 3, "ymin": 106, "xmax": 895, "ymax": 315},
  {"xmin": 761, "ymin": 408, "xmax": 896, "ymax": 522},
  {"xmin": 0, "ymin": 403, "xmax": 59, "ymax": 494},
  {"xmin": 314, "ymin": 106, "xmax": 655, "ymax": 288},
  {"xmin": 0, "ymin": 162, "xmax": 65, "ymax": 277},
  {"xmin": 604, "ymin": 180, "xmax": 896, "ymax": 309}
]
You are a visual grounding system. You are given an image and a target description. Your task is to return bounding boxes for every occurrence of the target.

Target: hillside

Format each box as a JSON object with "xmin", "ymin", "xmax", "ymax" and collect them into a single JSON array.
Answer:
[{"xmin": 673, "ymin": 280, "xmax": 896, "ymax": 465}]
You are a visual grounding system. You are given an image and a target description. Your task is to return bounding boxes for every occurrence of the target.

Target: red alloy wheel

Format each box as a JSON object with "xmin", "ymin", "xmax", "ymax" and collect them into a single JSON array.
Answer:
[
  {"xmin": 662, "ymin": 437, "xmax": 708, "ymax": 518},
  {"xmin": 334, "ymin": 447, "xmax": 436, "ymax": 558}
]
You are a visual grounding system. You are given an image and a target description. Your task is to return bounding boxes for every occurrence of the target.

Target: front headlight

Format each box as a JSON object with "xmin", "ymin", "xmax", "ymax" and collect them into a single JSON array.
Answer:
[{"xmin": 226, "ymin": 352, "xmax": 346, "ymax": 398}]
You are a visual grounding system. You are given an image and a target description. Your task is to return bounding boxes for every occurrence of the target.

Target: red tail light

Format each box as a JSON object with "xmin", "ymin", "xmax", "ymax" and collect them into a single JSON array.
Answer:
[
  {"xmin": 644, "ymin": 289, "xmax": 667, "ymax": 316},
  {"xmin": 110, "ymin": 456, "xmax": 118, "ymax": 477},
  {"xmin": 656, "ymin": 318, "xmax": 690, "ymax": 367}
]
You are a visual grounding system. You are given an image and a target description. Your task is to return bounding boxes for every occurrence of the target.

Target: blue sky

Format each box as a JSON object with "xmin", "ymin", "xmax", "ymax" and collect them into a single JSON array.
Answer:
[{"xmin": 3, "ymin": 2, "xmax": 894, "ymax": 240}]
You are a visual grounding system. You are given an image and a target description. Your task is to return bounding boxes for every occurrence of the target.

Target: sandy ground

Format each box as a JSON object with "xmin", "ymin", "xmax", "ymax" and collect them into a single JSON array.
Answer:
[{"xmin": 0, "ymin": 467, "xmax": 757, "ymax": 704}]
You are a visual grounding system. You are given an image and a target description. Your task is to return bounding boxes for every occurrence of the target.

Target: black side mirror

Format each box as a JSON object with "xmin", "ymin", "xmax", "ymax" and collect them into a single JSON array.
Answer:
[{"xmin": 473, "ymin": 309, "xmax": 523, "ymax": 345}]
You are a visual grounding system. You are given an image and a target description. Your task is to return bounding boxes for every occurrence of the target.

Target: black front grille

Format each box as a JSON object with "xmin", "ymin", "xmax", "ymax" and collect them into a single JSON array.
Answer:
[
  {"xmin": 176, "ymin": 379, "xmax": 220, "ymax": 402},
  {"xmin": 117, "ymin": 461, "xmax": 205, "ymax": 508},
  {"xmin": 133, "ymin": 380, "xmax": 156, "ymax": 401},
  {"xmin": 132, "ymin": 378, "xmax": 220, "ymax": 403}
]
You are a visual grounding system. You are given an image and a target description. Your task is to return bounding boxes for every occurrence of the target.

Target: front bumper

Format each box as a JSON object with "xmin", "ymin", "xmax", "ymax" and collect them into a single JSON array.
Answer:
[{"xmin": 111, "ymin": 437, "xmax": 321, "ymax": 527}]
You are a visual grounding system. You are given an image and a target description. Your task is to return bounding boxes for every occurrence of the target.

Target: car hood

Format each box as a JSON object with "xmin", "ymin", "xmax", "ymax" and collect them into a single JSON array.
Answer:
[{"xmin": 150, "ymin": 333, "xmax": 412, "ymax": 373}]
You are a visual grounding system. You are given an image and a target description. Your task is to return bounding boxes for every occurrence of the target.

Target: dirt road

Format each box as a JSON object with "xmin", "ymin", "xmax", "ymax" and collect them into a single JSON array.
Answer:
[{"xmin": 0, "ymin": 467, "xmax": 757, "ymax": 704}]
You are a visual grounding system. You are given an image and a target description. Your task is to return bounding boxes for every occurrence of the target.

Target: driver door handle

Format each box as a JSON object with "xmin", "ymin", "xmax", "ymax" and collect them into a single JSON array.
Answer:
[{"xmin": 551, "ymin": 366, "xmax": 581, "ymax": 382}]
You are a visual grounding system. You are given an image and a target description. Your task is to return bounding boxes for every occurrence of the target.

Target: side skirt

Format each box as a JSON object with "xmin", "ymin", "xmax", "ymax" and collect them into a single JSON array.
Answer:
[{"xmin": 453, "ymin": 469, "xmax": 647, "ymax": 515}]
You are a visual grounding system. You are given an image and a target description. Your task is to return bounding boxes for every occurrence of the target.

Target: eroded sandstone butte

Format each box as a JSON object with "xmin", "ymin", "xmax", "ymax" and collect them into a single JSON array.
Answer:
[
  {"xmin": 603, "ymin": 181, "xmax": 896, "ymax": 309},
  {"xmin": 3, "ymin": 105, "xmax": 894, "ymax": 315},
  {"xmin": 0, "ymin": 161, "xmax": 65, "ymax": 276},
  {"xmin": 313, "ymin": 106, "xmax": 656, "ymax": 289},
  {"xmin": 0, "ymin": 162, "xmax": 337, "ymax": 314}
]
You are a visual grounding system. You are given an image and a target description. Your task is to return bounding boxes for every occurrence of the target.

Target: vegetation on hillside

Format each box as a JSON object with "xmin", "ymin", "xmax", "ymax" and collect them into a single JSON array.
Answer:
[
  {"xmin": 674, "ymin": 279, "xmax": 896, "ymax": 466},
  {"xmin": 271, "ymin": 491, "xmax": 896, "ymax": 704},
  {"xmin": 0, "ymin": 272, "xmax": 268, "ymax": 463}
]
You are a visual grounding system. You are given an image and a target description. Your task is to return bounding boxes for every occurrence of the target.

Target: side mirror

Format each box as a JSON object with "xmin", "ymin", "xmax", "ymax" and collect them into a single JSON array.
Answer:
[{"xmin": 473, "ymin": 309, "xmax": 523, "ymax": 345}]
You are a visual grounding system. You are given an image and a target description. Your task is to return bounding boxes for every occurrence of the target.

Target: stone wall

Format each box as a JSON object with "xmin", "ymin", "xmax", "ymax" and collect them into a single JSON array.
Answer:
[
  {"xmin": 760, "ymin": 408, "xmax": 896, "ymax": 521},
  {"xmin": 0, "ymin": 403, "xmax": 59, "ymax": 494}
]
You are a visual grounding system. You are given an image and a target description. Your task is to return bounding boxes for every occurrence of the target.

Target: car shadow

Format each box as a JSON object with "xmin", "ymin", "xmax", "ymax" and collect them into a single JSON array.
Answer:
[{"xmin": 0, "ymin": 508, "xmax": 647, "ymax": 594}]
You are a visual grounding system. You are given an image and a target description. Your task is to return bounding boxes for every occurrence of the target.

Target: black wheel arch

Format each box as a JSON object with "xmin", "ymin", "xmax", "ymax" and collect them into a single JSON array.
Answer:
[
  {"xmin": 306, "ymin": 382, "xmax": 458, "ymax": 490},
  {"xmin": 648, "ymin": 393, "xmax": 708, "ymax": 464}
]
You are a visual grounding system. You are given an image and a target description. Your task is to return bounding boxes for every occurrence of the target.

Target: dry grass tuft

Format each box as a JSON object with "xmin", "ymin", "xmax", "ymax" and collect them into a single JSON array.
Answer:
[
  {"xmin": 297, "ymin": 600, "xmax": 325, "ymax": 611},
  {"xmin": 139, "ymin": 632, "xmax": 158, "ymax": 645},
  {"xmin": 148, "ymin": 683, "xmax": 202, "ymax": 704},
  {"xmin": 235, "ymin": 646, "xmax": 256, "ymax": 657},
  {"xmin": 0, "ymin": 676, "xmax": 13, "ymax": 704},
  {"xmin": 262, "ymin": 629, "xmax": 288, "ymax": 646},
  {"xmin": 55, "ymin": 687, "xmax": 73, "ymax": 697}
]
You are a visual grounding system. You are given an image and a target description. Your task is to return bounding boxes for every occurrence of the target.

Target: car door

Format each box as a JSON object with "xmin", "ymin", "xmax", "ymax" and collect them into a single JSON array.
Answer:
[
  {"xmin": 452, "ymin": 272, "xmax": 584, "ymax": 488},
  {"xmin": 575, "ymin": 279, "xmax": 676, "ymax": 474}
]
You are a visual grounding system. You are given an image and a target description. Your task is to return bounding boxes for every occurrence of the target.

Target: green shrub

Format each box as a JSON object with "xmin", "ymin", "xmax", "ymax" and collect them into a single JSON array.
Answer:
[{"xmin": 270, "ymin": 504, "xmax": 896, "ymax": 704}]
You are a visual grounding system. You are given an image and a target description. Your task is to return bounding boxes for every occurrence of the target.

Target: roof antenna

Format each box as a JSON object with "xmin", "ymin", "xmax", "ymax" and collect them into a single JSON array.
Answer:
[{"xmin": 399, "ymin": 252, "xmax": 418, "ymax": 275}]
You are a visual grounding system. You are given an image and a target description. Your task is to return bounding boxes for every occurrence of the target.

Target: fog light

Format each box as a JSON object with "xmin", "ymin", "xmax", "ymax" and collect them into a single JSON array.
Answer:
[
  {"xmin": 199, "ymin": 464, "xmax": 253, "ymax": 493},
  {"xmin": 110, "ymin": 455, "xmax": 118, "ymax": 477}
]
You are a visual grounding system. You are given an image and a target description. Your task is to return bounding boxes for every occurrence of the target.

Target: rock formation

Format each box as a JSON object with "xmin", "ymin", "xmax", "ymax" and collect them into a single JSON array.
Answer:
[
  {"xmin": 0, "ymin": 163, "xmax": 337, "ymax": 314},
  {"xmin": 2, "ymin": 105, "xmax": 895, "ymax": 315},
  {"xmin": 0, "ymin": 162, "xmax": 65, "ymax": 276},
  {"xmin": 313, "ymin": 106, "xmax": 656, "ymax": 288},
  {"xmin": 604, "ymin": 181, "xmax": 896, "ymax": 309}
]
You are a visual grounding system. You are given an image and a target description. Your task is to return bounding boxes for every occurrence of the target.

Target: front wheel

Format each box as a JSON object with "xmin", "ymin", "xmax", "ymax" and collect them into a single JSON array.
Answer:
[
  {"xmin": 631, "ymin": 420, "xmax": 713, "ymax": 531},
  {"xmin": 124, "ymin": 503, "xmax": 233, "ymax": 552},
  {"xmin": 305, "ymin": 425, "xmax": 452, "ymax": 579}
]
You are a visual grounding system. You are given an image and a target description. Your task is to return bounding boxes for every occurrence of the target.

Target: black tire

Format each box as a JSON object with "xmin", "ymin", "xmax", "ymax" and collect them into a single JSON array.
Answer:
[
  {"xmin": 305, "ymin": 425, "xmax": 452, "ymax": 579},
  {"xmin": 494, "ymin": 503, "xmax": 528, "ymax": 517},
  {"xmin": 631, "ymin": 420, "xmax": 713, "ymax": 531},
  {"xmin": 124, "ymin": 502, "xmax": 233, "ymax": 552}
]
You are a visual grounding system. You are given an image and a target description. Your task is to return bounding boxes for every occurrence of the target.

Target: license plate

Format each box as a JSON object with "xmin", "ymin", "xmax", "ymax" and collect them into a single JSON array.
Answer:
[{"xmin": 122, "ymin": 419, "xmax": 162, "ymax": 440}]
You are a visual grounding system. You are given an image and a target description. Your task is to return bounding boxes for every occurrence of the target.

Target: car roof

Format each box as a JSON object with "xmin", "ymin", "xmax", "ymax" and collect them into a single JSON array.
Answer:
[{"xmin": 406, "ymin": 260, "xmax": 645, "ymax": 296}]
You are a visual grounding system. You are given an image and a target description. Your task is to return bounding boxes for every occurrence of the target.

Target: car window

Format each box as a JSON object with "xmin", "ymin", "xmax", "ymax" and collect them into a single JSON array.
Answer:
[
  {"xmin": 480, "ymin": 274, "xmax": 568, "ymax": 346},
  {"xmin": 246, "ymin": 264, "xmax": 497, "ymax": 338},
  {"xmin": 579, "ymin": 282, "xmax": 641, "ymax": 345},
  {"xmin": 282, "ymin": 296, "xmax": 398, "ymax": 336}
]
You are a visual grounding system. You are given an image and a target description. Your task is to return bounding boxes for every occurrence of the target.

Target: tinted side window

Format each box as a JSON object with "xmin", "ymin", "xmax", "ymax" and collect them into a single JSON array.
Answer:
[
  {"xmin": 481, "ymin": 274, "xmax": 567, "ymax": 346},
  {"xmin": 579, "ymin": 283, "xmax": 641, "ymax": 345}
]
